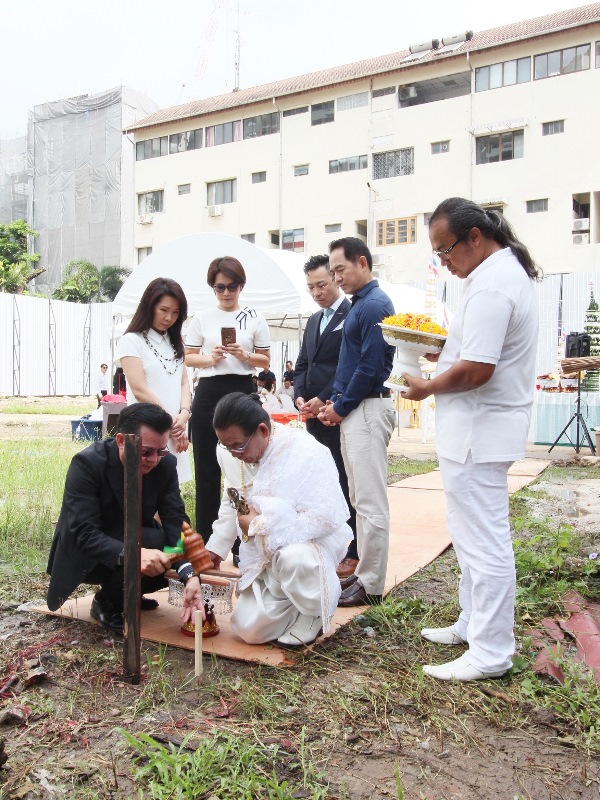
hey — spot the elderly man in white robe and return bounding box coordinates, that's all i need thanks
[206,391,350,647]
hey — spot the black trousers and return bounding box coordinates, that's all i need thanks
[190,374,254,548]
[87,526,168,608]
[306,416,358,560]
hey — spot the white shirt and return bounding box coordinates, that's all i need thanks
[96,371,109,394]
[435,248,538,464]
[185,306,270,378]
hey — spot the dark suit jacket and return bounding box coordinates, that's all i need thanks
[47,438,187,611]
[294,298,351,404]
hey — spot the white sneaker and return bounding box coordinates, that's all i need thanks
[422,653,508,682]
[277,614,323,647]
[421,625,466,645]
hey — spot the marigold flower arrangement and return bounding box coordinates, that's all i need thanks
[382,313,447,336]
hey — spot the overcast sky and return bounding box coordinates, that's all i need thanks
[0,0,585,138]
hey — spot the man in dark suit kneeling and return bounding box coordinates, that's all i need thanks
[294,255,358,580]
[47,403,203,633]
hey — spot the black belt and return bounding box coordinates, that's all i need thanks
[365,391,391,399]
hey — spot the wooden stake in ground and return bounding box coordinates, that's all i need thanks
[195,609,203,677]
[123,434,142,684]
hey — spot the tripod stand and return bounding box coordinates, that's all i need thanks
[548,372,596,454]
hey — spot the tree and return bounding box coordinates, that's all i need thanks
[52,259,100,303]
[581,288,600,392]
[0,220,44,293]
[98,265,131,301]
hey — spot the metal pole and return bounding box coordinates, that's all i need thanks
[123,433,141,684]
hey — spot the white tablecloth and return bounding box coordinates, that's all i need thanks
[529,391,600,447]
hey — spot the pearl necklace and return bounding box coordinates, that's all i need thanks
[143,331,181,375]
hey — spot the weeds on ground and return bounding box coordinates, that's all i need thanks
[0,399,93,416]
[119,727,329,799]
[387,456,438,482]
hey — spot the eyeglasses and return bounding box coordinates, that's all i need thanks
[217,430,256,454]
[306,281,333,294]
[432,238,464,259]
[141,447,170,460]
[214,282,241,293]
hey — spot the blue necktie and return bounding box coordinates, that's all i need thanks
[320,307,333,335]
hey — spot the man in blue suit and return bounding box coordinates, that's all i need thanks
[294,255,358,579]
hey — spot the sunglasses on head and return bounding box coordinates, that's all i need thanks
[214,282,240,293]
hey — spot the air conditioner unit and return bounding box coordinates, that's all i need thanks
[137,213,153,224]
[573,233,590,245]
[573,218,590,231]
[208,205,223,217]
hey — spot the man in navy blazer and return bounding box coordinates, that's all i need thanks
[47,403,203,633]
[294,255,358,578]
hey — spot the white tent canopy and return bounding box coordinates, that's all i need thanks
[113,233,319,341]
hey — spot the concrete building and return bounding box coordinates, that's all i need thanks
[128,4,600,283]
[29,86,158,289]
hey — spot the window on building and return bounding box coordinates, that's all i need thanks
[282,106,308,117]
[270,231,280,246]
[207,179,237,205]
[282,228,304,252]
[205,121,242,146]
[138,190,164,214]
[136,136,168,161]
[241,233,255,243]
[476,130,524,164]
[542,120,565,136]
[311,101,334,126]
[399,72,471,108]
[294,164,309,177]
[243,112,280,139]
[376,217,417,246]
[372,86,396,98]
[329,154,368,173]
[252,171,266,183]
[356,220,368,238]
[169,128,202,154]
[526,199,548,213]
[337,92,369,111]
[325,223,342,233]
[475,57,530,91]
[178,184,191,195]
[596,41,600,68]
[481,204,505,215]
[534,44,590,79]
[137,247,153,263]
[373,148,414,179]
[431,140,450,155]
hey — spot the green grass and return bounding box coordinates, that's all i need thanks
[387,456,438,482]
[0,437,85,575]
[0,399,94,415]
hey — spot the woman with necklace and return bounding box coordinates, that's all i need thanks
[184,256,270,555]
[115,277,192,483]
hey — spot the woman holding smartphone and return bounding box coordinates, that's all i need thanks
[185,256,270,557]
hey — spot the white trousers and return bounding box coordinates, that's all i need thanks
[341,397,396,595]
[439,454,515,672]
[231,542,335,644]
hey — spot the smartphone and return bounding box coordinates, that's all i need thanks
[221,327,236,346]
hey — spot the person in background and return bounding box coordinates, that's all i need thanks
[276,377,295,401]
[96,363,109,406]
[184,257,270,561]
[196,392,350,647]
[47,404,203,634]
[257,368,276,391]
[401,197,539,681]
[294,254,358,580]
[113,367,127,396]
[115,278,192,484]
[319,238,395,607]
[283,360,295,383]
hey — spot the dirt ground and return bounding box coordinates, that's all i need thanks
[1,408,599,799]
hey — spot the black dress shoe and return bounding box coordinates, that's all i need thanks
[337,581,382,607]
[140,596,159,611]
[90,597,124,634]
[340,573,359,590]
[232,555,240,568]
